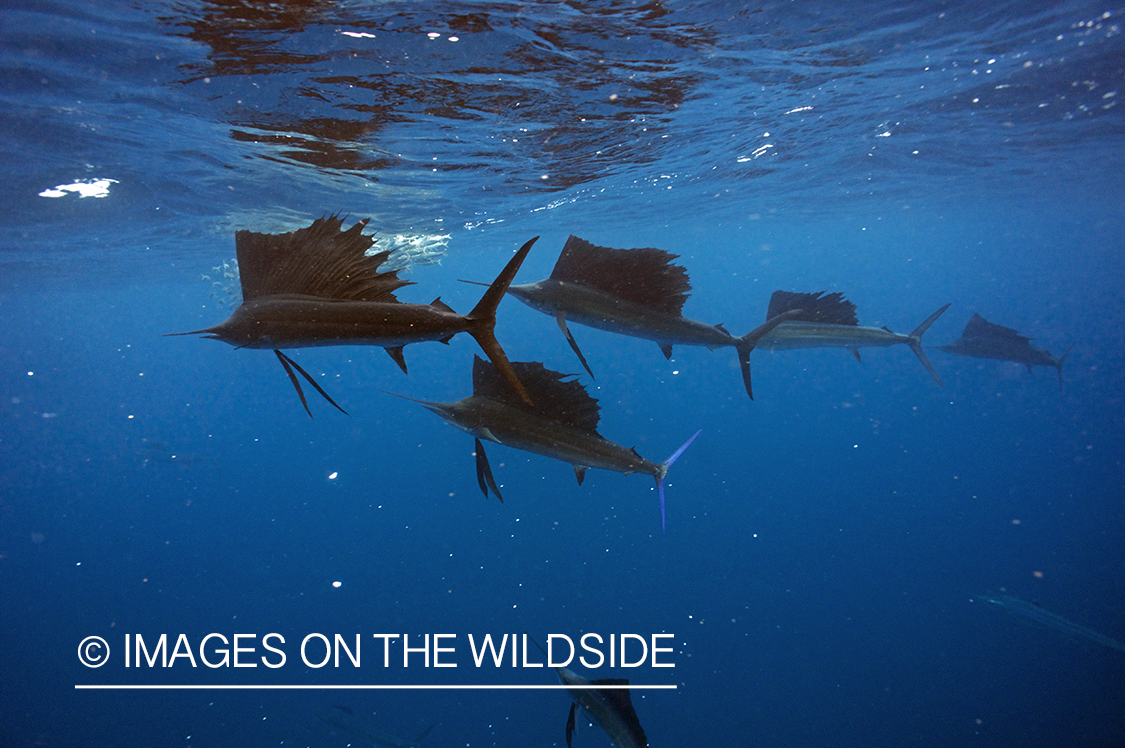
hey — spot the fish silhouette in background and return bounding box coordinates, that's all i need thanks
[318,705,439,748]
[528,636,650,748]
[386,356,699,531]
[557,672,648,748]
[934,313,1073,391]
[136,440,209,469]
[974,593,1125,655]
[168,215,537,415]
[752,290,950,386]
[465,235,803,399]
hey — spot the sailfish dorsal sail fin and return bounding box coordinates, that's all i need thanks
[549,235,691,316]
[961,313,1032,345]
[236,214,413,302]
[767,290,858,325]
[471,356,602,433]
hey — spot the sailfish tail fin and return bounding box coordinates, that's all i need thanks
[466,237,539,405]
[655,429,701,533]
[907,303,951,386]
[734,309,805,400]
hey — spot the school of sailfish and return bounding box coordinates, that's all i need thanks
[170,216,1071,516]
[170,215,1085,748]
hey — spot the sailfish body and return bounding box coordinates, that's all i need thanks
[935,313,1072,390]
[434,394,665,479]
[498,235,801,399]
[755,290,951,385]
[526,636,649,748]
[204,293,486,349]
[503,236,727,349]
[509,277,736,344]
[555,667,649,748]
[389,356,699,530]
[976,593,1125,655]
[168,215,537,414]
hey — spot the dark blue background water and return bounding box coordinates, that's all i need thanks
[2,1,1123,746]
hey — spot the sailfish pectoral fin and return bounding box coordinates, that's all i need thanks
[474,438,503,502]
[275,350,349,417]
[557,313,595,378]
[849,348,862,363]
[565,702,577,748]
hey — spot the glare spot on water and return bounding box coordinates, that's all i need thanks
[38,178,118,198]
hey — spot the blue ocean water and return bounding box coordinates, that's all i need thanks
[2,0,1124,746]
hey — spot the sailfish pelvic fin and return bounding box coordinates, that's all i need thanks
[474,437,503,502]
[274,350,348,417]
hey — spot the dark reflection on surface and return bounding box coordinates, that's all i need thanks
[171,0,330,78]
[164,0,714,187]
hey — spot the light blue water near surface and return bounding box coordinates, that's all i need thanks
[1,1,1124,747]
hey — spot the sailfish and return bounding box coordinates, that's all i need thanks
[974,593,1125,655]
[466,235,803,399]
[386,356,699,531]
[528,636,650,748]
[168,215,537,415]
[752,290,950,386]
[934,313,1073,392]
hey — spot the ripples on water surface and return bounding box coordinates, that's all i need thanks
[1,0,1121,272]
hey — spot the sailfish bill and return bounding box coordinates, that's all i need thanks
[464,235,802,400]
[167,214,537,415]
[753,290,951,386]
[934,313,1073,392]
[384,356,699,531]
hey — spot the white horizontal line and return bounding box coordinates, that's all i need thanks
[75,684,677,691]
